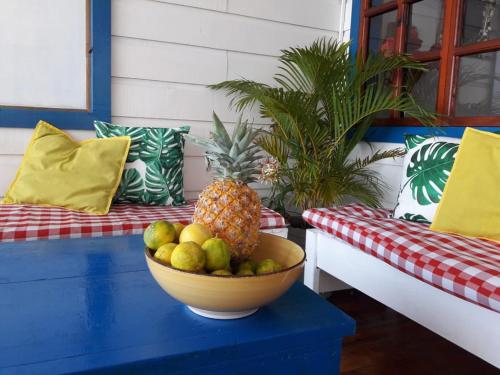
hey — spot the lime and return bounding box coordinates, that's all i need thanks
[144,220,176,250]
[237,260,257,273]
[153,243,177,265]
[211,269,232,276]
[171,241,206,272]
[172,223,185,242]
[236,269,255,276]
[179,223,212,246]
[202,238,231,272]
[256,259,283,275]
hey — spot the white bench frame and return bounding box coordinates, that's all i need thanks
[261,227,288,238]
[304,228,500,368]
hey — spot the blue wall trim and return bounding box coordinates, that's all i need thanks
[349,0,361,59]
[0,0,111,130]
[349,0,500,143]
[364,126,500,143]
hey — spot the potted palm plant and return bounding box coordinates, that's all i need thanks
[211,39,436,221]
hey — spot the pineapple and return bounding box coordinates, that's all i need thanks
[185,113,262,261]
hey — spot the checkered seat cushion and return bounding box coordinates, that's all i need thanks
[303,204,500,312]
[0,202,285,243]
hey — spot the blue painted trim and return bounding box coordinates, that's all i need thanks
[349,0,362,59]
[364,126,500,143]
[0,0,111,130]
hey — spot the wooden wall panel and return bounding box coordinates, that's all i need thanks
[0,156,24,195]
[227,52,278,85]
[228,0,339,30]
[154,0,226,11]
[0,0,339,199]
[111,77,270,123]
[112,37,227,85]
[112,0,334,57]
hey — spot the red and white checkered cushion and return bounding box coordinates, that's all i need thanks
[303,204,500,312]
[0,202,285,243]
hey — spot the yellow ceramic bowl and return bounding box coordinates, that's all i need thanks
[144,232,305,319]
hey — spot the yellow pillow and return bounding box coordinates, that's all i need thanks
[2,121,130,215]
[430,128,500,242]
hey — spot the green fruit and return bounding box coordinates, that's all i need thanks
[236,269,255,276]
[202,238,231,272]
[256,259,283,275]
[171,242,206,272]
[237,260,257,273]
[153,243,177,265]
[179,223,212,246]
[172,223,185,242]
[144,220,176,250]
[211,269,232,276]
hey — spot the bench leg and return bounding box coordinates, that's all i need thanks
[304,229,352,294]
[304,229,321,293]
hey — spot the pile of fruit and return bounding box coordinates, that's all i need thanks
[143,114,285,276]
[144,220,283,276]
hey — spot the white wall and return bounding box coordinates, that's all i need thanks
[0,0,342,200]
[340,0,353,42]
[351,142,403,209]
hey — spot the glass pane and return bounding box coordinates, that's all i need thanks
[455,51,500,116]
[405,61,440,113]
[368,10,398,56]
[407,0,444,53]
[370,0,394,6]
[376,110,391,119]
[461,0,500,45]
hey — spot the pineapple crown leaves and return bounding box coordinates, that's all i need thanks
[184,112,262,183]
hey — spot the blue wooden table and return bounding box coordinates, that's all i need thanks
[0,235,355,374]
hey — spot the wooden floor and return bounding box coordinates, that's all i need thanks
[286,228,498,374]
[328,290,499,375]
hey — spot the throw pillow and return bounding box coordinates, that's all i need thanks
[94,121,189,206]
[393,134,460,224]
[431,128,500,242]
[2,121,130,215]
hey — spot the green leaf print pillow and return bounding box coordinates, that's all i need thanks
[393,134,460,224]
[94,121,190,206]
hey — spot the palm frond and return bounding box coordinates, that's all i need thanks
[208,80,272,112]
[210,38,438,211]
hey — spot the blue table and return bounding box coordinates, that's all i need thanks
[0,235,355,374]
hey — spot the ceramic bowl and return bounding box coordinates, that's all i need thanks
[144,232,305,319]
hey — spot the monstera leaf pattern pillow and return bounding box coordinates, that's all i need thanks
[94,121,189,206]
[393,135,460,224]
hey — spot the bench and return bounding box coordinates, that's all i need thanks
[302,204,500,367]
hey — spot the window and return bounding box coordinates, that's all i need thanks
[358,0,500,126]
[0,0,111,130]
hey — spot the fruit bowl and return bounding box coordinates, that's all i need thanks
[144,232,305,319]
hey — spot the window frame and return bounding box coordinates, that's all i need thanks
[0,0,111,130]
[358,0,500,126]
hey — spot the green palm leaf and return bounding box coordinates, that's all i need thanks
[210,38,437,210]
[399,213,431,224]
[94,121,145,162]
[144,161,169,205]
[165,165,186,206]
[115,168,144,203]
[404,134,431,150]
[403,142,458,205]
[161,130,186,170]
[140,127,189,166]
[140,128,166,164]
